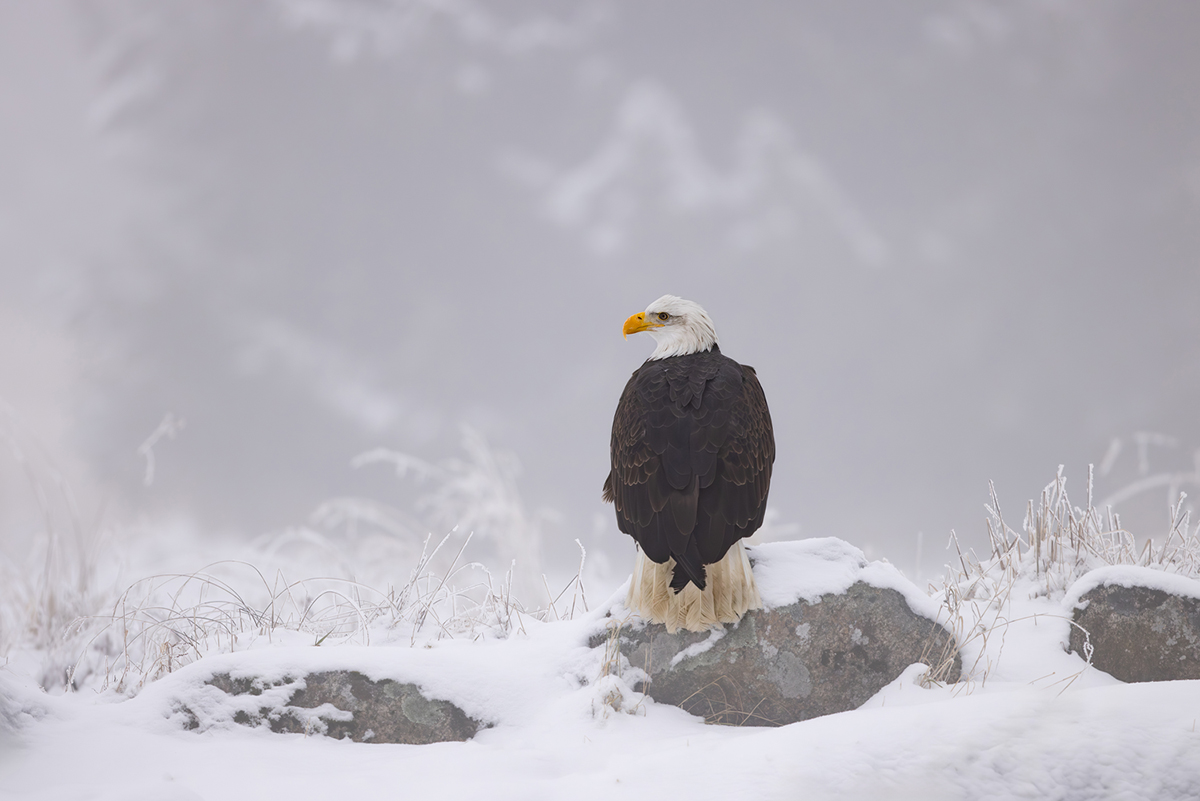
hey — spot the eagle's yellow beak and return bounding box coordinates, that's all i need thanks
[623,312,661,339]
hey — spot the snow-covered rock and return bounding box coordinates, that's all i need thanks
[601,538,960,725]
[1066,566,1200,683]
[188,671,484,743]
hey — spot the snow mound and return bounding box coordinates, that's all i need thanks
[750,537,942,622]
[131,598,627,737]
[1064,565,1200,609]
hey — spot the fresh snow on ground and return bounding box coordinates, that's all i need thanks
[3,538,1200,800]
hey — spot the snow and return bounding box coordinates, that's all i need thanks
[4,539,1200,800]
[1064,565,1200,609]
[667,627,726,668]
[750,537,945,621]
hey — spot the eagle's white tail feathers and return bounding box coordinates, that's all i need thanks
[625,541,761,633]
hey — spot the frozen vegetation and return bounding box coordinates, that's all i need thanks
[3,443,1200,799]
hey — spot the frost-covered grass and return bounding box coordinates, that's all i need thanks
[949,465,1199,602]
[0,405,116,691]
[1,426,596,697]
[3,519,592,696]
[62,529,591,696]
[926,465,1200,689]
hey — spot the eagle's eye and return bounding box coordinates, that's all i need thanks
[657,312,670,321]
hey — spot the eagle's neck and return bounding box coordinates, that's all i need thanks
[647,319,719,361]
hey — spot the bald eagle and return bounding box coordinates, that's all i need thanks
[603,295,774,633]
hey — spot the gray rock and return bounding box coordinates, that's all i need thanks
[598,581,960,726]
[1070,584,1200,683]
[195,671,484,743]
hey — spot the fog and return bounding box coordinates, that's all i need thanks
[2,0,1198,591]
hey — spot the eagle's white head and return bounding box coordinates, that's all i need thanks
[622,295,719,360]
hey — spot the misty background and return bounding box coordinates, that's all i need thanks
[1,0,1198,595]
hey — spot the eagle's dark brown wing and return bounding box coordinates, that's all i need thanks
[603,347,774,591]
